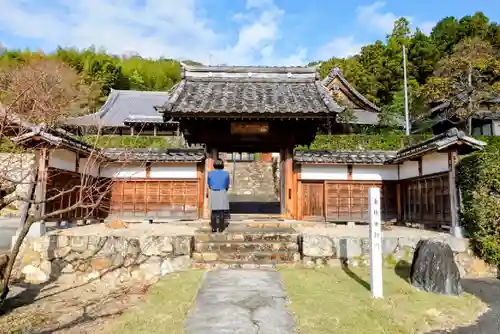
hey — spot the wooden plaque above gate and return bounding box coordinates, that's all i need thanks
[230,122,269,135]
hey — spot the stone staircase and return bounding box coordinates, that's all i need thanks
[191,223,300,269]
[226,160,279,198]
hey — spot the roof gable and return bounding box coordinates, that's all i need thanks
[322,67,380,113]
[393,128,486,162]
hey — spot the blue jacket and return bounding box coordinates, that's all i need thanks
[208,170,230,191]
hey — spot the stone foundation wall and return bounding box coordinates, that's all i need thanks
[301,234,499,278]
[14,233,193,286]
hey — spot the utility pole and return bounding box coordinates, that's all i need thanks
[467,63,473,135]
[402,45,410,136]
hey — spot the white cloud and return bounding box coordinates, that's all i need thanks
[0,0,439,65]
[355,1,436,35]
[315,36,364,60]
[0,0,308,66]
[356,2,397,33]
[418,21,436,35]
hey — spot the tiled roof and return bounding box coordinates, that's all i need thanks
[429,93,500,116]
[294,150,396,164]
[322,67,380,112]
[66,90,170,127]
[11,124,94,154]
[102,148,205,162]
[160,65,343,117]
[343,109,403,126]
[393,127,486,162]
[295,128,486,165]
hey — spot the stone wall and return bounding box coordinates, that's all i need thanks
[301,234,498,278]
[14,233,193,286]
[0,153,35,214]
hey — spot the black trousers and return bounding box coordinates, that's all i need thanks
[210,210,226,232]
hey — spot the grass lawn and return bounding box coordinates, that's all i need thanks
[106,270,205,334]
[279,265,486,334]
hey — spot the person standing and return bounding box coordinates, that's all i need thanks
[207,159,230,233]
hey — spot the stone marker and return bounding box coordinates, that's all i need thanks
[410,239,462,296]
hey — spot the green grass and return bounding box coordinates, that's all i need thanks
[279,266,485,334]
[106,270,205,334]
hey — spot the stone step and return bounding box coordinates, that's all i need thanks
[195,228,299,243]
[192,250,298,262]
[191,259,279,270]
[194,240,299,253]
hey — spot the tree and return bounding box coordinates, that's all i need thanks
[379,79,426,128]
[0,59,113,306]
[421,37,500,134]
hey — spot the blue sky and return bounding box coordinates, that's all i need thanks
[0,0,498,65]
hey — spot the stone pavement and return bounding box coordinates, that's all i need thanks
[184,269,296,334]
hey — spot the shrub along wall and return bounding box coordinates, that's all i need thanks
[300,134,432,151]
[78,135,185,149]
[457,141,500,267]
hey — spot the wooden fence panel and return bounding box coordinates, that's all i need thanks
[325,181,397,222]
[400,172,451,229]
[45,167,110,221]
[110,179,199,218]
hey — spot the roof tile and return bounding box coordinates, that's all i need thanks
[102,148,205,162]
[294,150,396,164]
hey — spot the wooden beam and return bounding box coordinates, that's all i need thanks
[197,162,205,219]
[35,148,49,221]
[284,147,293,218]
[347,165,353,180]
[292,161,299,219]
[448,150,460,236]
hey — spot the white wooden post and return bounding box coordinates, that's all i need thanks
[368,187,383,299]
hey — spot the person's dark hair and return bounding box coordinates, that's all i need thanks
[213,159,224,170]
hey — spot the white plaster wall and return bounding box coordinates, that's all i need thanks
[100,163,146,178]
[48,149,76,172]
[493,120,500,136]
[300,165,348,180]
[78,157,100,177]
[422,152,449,176]
[352,165,398,181]
[399,160,419,180]
[150,164,197,179]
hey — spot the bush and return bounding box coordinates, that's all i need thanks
[300,134,432,151]
[78,135,185,149]
[457,146,500,266]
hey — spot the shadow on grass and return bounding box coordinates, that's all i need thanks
[394,260,412,283]
[341,262,370,291]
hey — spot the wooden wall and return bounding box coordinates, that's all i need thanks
[299,180,397,222]
[400,172,451,229]
[44,167,110,221]
[296,152,454,229]
[109,179,199,219]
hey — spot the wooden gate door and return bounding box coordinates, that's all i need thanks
[302,182,325,220]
